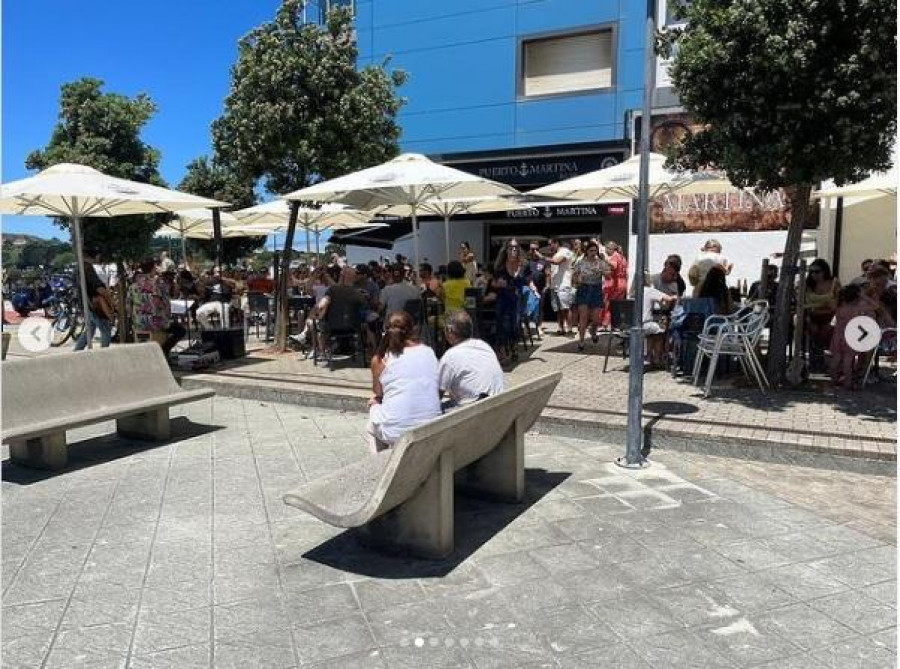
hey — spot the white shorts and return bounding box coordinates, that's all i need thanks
[551,287,573,311]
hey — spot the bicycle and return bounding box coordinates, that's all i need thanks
[48,287,86,347]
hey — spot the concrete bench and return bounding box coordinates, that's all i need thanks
[2,343,215,470]
[283,372,562,558]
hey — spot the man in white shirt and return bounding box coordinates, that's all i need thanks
[543,238,574,335]
[379,264,421,316]
[438,310,504,409]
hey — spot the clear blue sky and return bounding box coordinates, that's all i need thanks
[2,0,283,241]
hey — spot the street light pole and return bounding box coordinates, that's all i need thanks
[618,0,657,469]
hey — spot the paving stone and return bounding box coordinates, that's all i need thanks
[352,579,427,612]
[292,613,375,665]
[759,563,852,602]
[128,643,211,669]
[810,635,897,669]
[631,628,738,668]
[534,604,618,656]
[806,589,897,635]
[757,603,859,652]
[43,622,132,669]
[2,598,68,639]
[213,634,296,669]
[698,614,807,667]
[556,642,653,668]
[587,593,684,640]
[282,581,361,624]
[1,630,54,669]
[367,599,454,646]
[132,606,211,655]
[379,644,473,668]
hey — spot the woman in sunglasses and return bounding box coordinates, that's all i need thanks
[572,240,611,351]
[493,239,538,364]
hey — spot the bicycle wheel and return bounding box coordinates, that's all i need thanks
[50,308,76,346]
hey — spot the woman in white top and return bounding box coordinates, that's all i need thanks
[367,310,441,453]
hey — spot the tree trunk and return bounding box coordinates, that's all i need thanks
[275,202,300,352]
[116,261,129,343]
[766,183,813,383]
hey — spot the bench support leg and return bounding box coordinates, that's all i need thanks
[360,450,454,559]
[9,433,68,470]
[456,417,525,503]
[117,409,170,441]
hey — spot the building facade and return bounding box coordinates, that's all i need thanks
[340,1,811,284]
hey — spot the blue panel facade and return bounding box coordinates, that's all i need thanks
[354,0,645,157]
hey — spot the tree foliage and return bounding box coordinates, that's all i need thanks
[178,156,263,264]
[212,0,407,194]
[666,0,896,190]
[26,77,166,263]
[666,0,896,381]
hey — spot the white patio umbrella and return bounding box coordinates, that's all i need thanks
[157,223,281,240]
[814,170,898,200]
[285,153,520,269]
[377,195,532,264]
[529,152,731,201]
[161,208,241,263]
[233,200,380,256]
[0,163,227,348]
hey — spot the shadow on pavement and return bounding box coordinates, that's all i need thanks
[300,468,570,579]
[1,417,224,485]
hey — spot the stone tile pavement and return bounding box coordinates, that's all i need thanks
[2,397,895,668]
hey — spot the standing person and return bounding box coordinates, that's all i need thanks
[129,259,185,356]
[805,258,840,371]
[571,239,585,266]
[493,239,537,362]
[459,242,478,284]
[441,260,471,312]
[542,238,574,335]
[573,241,611,351]
[418,263,443,300]
[439,310,504,408]
[600,241,628,328]
[527,240,549,333]
[367,311,441,453]
[829,284,877,389]
[379,264,421,316]
[698,265,734,315]
[689,239,733,294]
[74,248,115,351]
[158,251,176,274]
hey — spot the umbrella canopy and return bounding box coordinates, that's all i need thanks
[233,199,374,230]
[285,153,521,268]
[815,171,898,200]
[529,152,731,201]
[0,163,228,217]
[157,224,281,240]
[0,162,228,349]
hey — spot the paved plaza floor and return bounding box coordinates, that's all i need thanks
[2,397,895,668]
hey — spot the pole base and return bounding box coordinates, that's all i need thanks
[614,455,650,470]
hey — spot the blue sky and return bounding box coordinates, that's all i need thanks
[2,0,284,241]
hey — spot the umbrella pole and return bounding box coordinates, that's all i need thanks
[306,227,311,265]
[315,225,320,258]
[412,207,420,276]
[444,215,451,266]
[212,208,223,273]
[71,214,93,350]
[618,0,656,470]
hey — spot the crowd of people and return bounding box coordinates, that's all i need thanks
[72,234,896,395]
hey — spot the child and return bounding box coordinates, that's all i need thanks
[829,284,877,388]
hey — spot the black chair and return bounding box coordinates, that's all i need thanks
[602,299,635,373]
[314,300,366,370]
[247,293,270,339]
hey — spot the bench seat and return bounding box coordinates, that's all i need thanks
[3,388,214,443]
[284,372,561,558]
[2,343,215,470]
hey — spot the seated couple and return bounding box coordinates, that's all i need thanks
[366,310,504,453]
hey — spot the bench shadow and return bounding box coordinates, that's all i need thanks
[300,468,570,579]
[1,417,224,485]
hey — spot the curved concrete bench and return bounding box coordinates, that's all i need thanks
[2,343,215,470]
[283,371,562,558]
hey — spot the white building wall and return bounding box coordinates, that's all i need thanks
[817,194,897,285]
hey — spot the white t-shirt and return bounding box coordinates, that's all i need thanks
[438,338,504,404]
[642,286,669,325]
[692,251,729,286]
[549,248,574,290]
[371,344,441,444]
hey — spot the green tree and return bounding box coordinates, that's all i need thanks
[26,78,166,262]
[212,0,406,349]
[665,0,896,382]
[178,156,264,265]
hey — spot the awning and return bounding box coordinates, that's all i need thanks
[328,219,412,249]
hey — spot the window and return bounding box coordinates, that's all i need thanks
[318,0,355,23]
[522,29,614,98]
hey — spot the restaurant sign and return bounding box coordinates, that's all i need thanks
[448,150,626,188]
[456,202,628,221]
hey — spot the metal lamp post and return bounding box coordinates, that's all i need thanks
[617,0,657,470]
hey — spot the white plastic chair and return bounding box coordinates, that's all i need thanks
[692,301,770,397]
[862,327,897,385]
